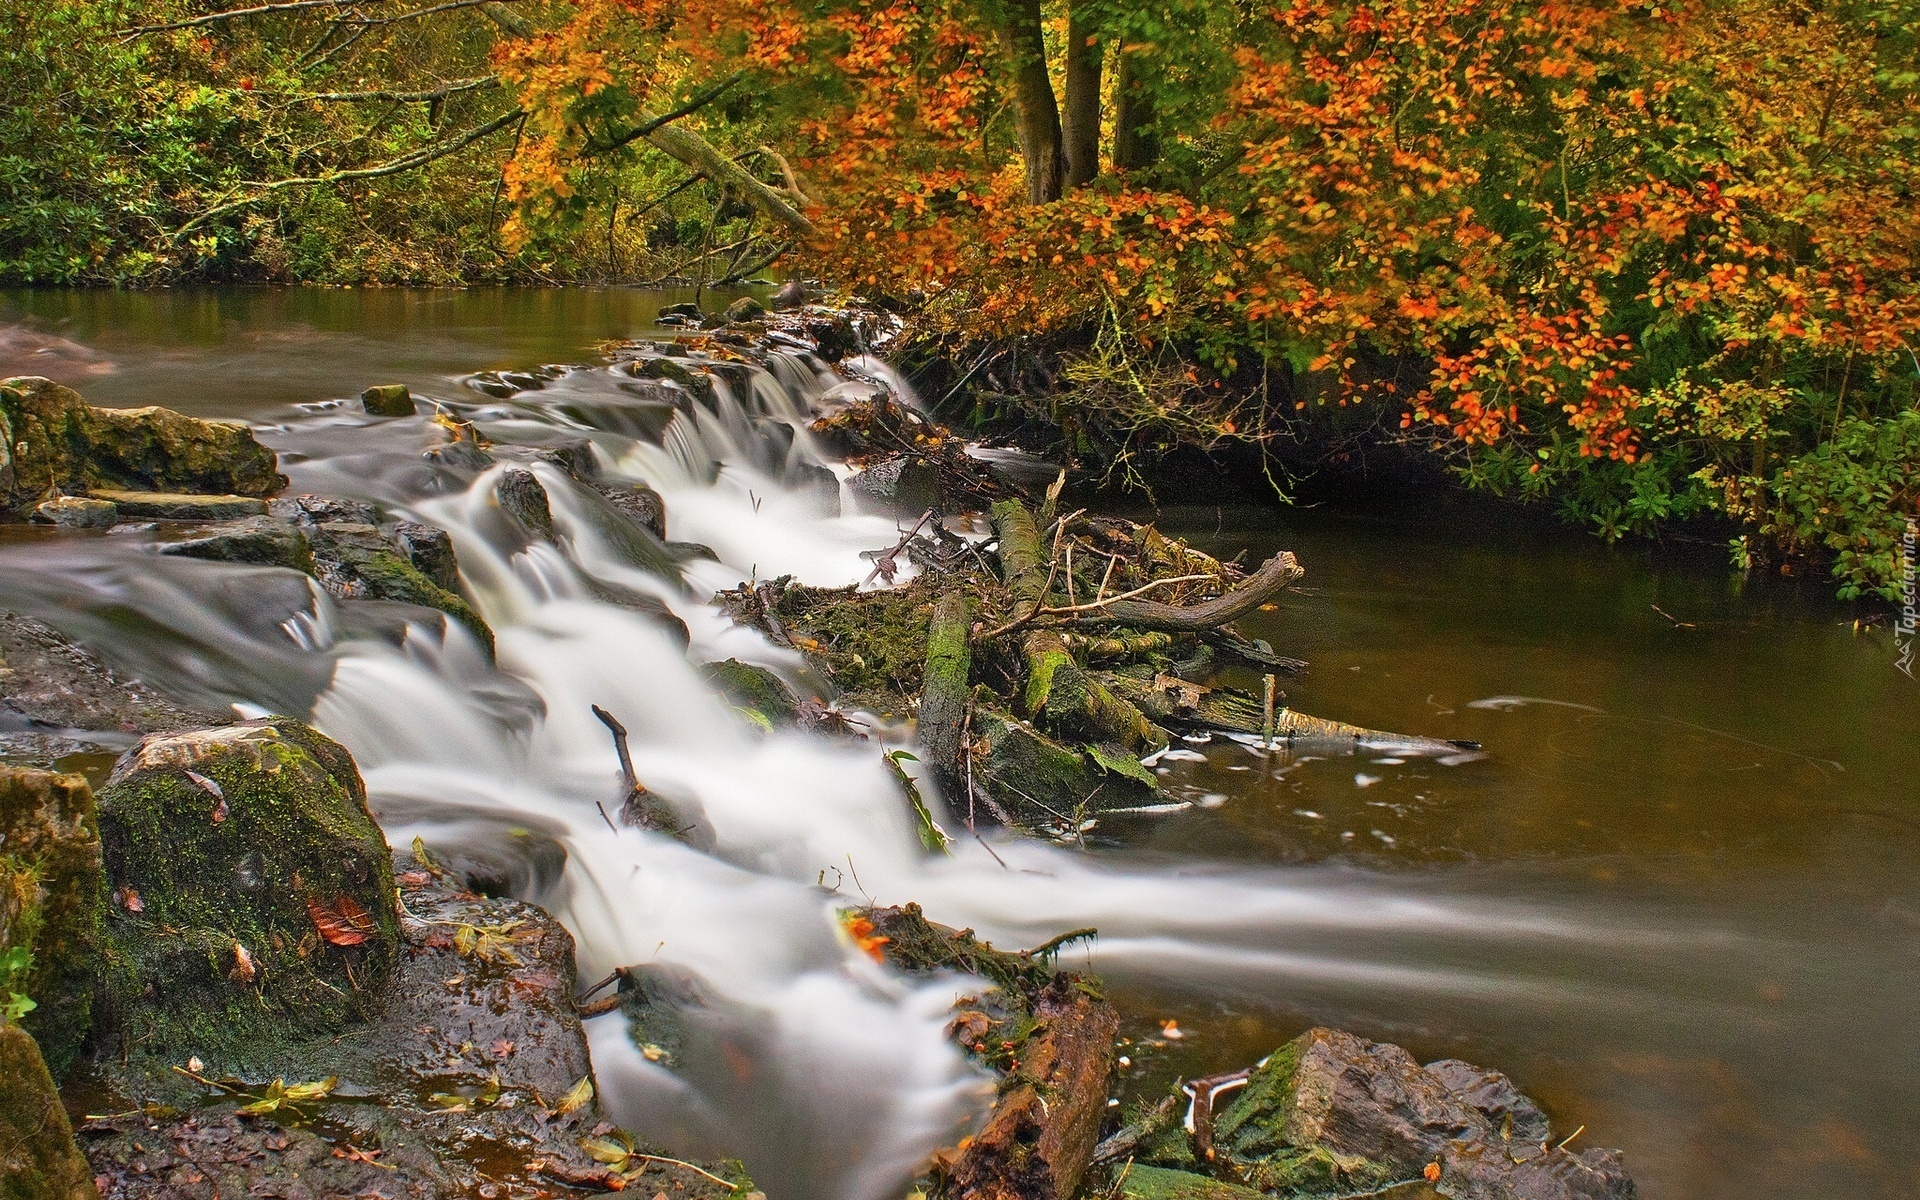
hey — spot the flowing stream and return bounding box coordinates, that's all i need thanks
[3,287,1918,1200]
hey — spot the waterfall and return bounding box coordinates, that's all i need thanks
[0,346,1712,1200]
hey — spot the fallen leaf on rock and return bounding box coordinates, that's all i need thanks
[308,896,377,946]
[1426,1161,1443,1182]
[550,1075,594,1116]
[229,941,257,986]
[491,1038,515,1059]
[114,887,144,913]
[185,770,224,799]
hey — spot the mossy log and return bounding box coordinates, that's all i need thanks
[1103,549,1304,632]
[919,591,975,796]
[992,500,1166,752]
[1097,671,1475,755]
[969,698,1157,830]
[95,718,400,1060]
[0,766,104,1077]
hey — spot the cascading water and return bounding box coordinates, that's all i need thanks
[0,340,1767,1200]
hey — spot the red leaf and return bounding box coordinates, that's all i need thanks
[307,895,377,946]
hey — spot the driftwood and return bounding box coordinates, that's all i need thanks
[944,979,1119,1200]
[1102,549,1303,632]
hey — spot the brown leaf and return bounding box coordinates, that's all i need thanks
[307,895,378,947]
[114,887,145,913]
[229,941,257,986]
[490,1038,515,1059]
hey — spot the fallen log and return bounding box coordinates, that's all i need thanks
[919,591,975,798]
[1096,672,1478,755]
[1102,549,1303,632]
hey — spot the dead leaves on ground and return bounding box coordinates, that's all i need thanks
[307,895,378,946]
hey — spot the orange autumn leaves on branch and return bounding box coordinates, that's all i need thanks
[491,0,1920,592]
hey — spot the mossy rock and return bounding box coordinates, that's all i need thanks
[95,719,398,1060]
[0,1020,99,1200]
[701,659,802,726]
[0,766,104,1077]
[771,580,936,712]
[970,696,1158,832]
[157,515,316,572]
[315,528,494,654]
[0,377,284,516]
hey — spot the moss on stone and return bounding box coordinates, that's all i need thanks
[0,377,284,516]
[1210,1033,1400,1198]
[0,1020,99,1200]
[775,580,936,711]
[333,543,495,653]
[0,766,104,1077]
[95,718,398,1061]
[701,659,801,726]
[970,694,1158,830]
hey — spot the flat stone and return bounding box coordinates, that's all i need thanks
[0,612,228,736]
[88,489,267,520]
[156,515,314,572]
[31,496,118,528]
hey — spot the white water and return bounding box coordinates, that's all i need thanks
[0,349,1712,1200]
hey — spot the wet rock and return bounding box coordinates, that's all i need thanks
[495,467,554,538]
[268,492,379,527]
[771,279,808,311]
[0,1020,100,1200]
[0,766,105,1076]
[359,383,416,417]
[85,490,267,521]
[31,496,117,528]
[598,481,668,540]
[725,295,767,323]
[657,301,704,321]
[702,659,802,726]
[1,377,285,518]
[306,522,494,654]
[95,718,400,1059]
[390,520,460,591]
[1425,1059,1553,1147]
[850,453,944,514]
[156,515,315,573]
[0,612,228,736]
[1186,1028,1638,1200]
[627,355,716,403]
[81,859,754,1200]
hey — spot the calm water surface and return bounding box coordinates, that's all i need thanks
[3,288,1916,1200]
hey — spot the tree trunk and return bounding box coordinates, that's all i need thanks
[1061,2,1103,188]
[996,0,1065,204]
[1113,50,1158,172]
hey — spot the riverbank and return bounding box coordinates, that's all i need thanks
[0,289,1914,1200]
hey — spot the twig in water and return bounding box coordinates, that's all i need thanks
[591,705,638,792]
[594,802,619,833]
[1650,604,1696,629]
[863,509,936,586]
[1555,1124,1586,1152]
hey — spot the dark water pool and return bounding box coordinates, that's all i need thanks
[4,288,1916,1199]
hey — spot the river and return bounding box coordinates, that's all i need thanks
[3,286,1917,1200]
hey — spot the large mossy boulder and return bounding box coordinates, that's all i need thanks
[0,377,285,517]
[95,719,399,1060]
[1164,1027,1638,1200]
[0,767,105,1077]
[0,1020,100,1200]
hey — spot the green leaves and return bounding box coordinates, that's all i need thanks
[233,1076,338,1118]
[1,946,33,1022]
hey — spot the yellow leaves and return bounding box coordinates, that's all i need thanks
[234,1076,337,1117]
[450,918,532,967]
[550,1075,595,1116]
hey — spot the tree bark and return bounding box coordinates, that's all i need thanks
[1061,2,1103,188]
[1113,49,1158,171]
[996,0,1065,203]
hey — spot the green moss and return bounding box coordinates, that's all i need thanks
[338,545,495,654]
[1113,1164,1268,1200]
[1212,1035,1401,1198]
[701,659,801,726]
[970,695,1157,830]
[776,580,935,710]
[95,719,398,1061]
[0,1020,98,1200]
[0,767,104,1078]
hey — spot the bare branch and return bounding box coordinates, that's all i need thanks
[172,107,525,240]
[278,76,499,103]
[584,71,749,156]
[121,0,371,37]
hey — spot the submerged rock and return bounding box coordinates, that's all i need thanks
[95,719,400,1059]
[359,382,416,417]
[0,377,284,517]
[0,612,228,736]
[0,766,105,1076]
[0,1020,100,1200]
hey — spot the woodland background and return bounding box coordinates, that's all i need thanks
[3,0,1916,597]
